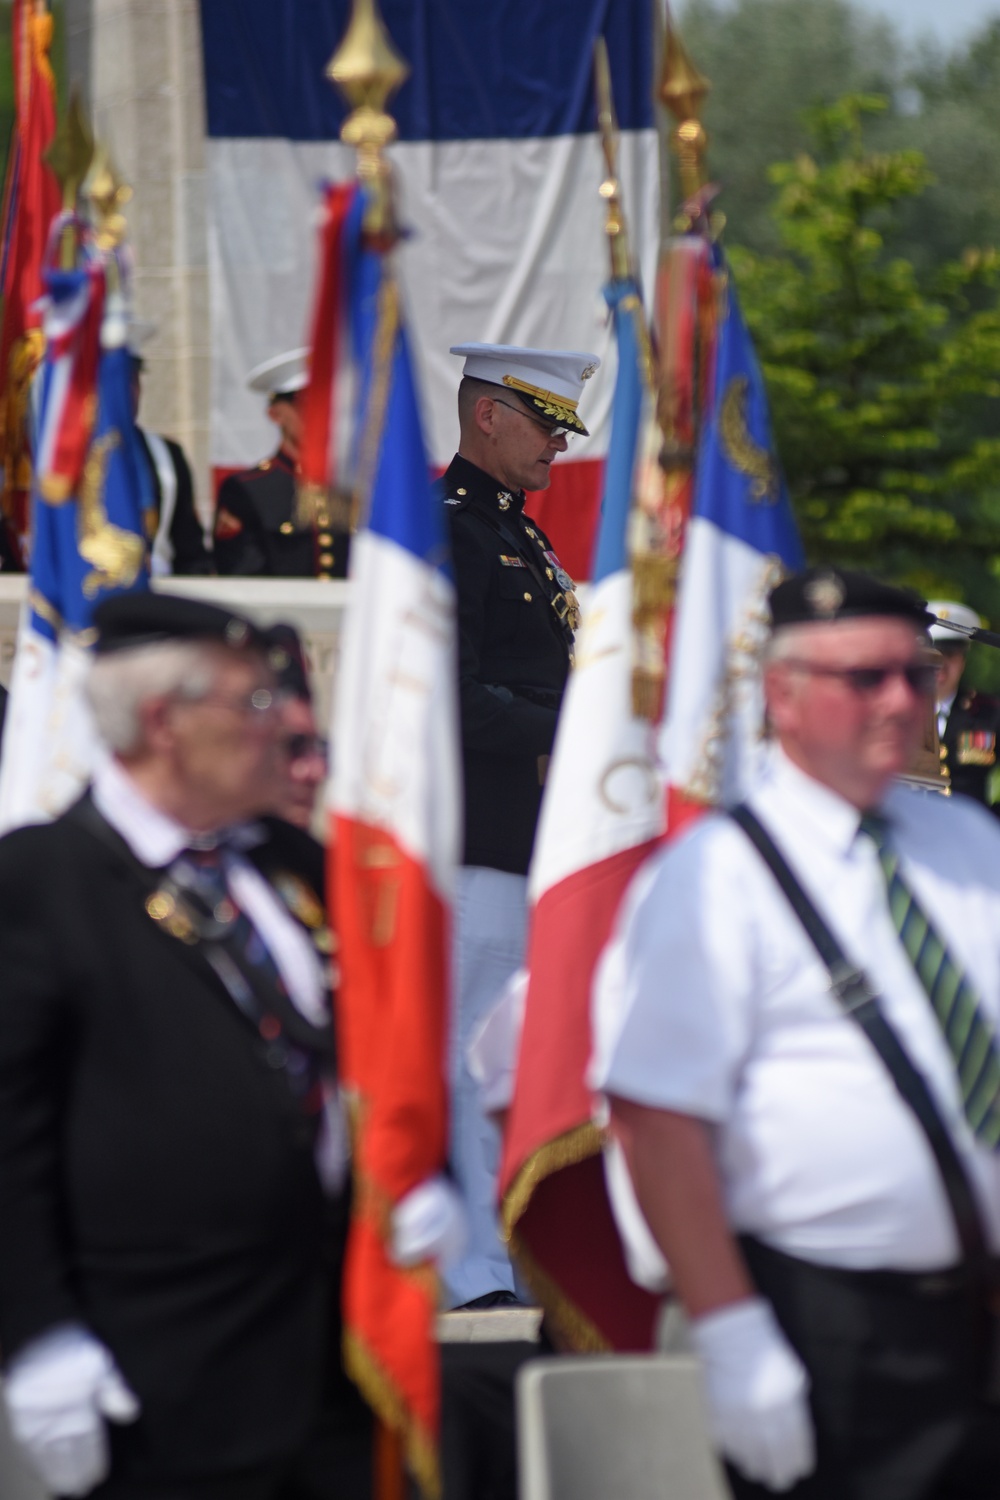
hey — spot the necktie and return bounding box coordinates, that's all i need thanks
[859,812,1000,1149]
[179,846,330,1117]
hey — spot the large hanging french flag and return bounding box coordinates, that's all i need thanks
[328,193,460,1498]
[199,0,659,581]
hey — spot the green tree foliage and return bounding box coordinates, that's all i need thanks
[728,96,1000,646]
[675,0,1000,270]
[675,0,901,253]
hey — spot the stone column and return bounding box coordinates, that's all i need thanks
[64,0,211,524]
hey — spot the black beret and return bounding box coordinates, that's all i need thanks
[263,622,311,701]
[769,567,933,631]
[92,592,268,656]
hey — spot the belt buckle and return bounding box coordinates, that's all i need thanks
[829,962,874,1014]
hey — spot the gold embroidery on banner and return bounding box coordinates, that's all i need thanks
[500,1120,606,1241]
[28,588,63,634]
[718,375,778,503]
[358,833,403,947]
[682,554,785,805]
[343,1330,441,1500]
[77,429,146,596]
[508,1228,612,1354]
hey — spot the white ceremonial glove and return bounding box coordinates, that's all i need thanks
[389,1175,469,1273]
[4,1323,141,1498]
[690,1297,815,1493]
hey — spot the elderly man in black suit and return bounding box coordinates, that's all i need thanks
[0,594,347,1500]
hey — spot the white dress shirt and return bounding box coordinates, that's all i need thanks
[593,747,1000,1272]
[937,693,956,740]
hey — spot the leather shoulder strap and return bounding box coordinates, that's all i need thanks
[729,801,992,1289]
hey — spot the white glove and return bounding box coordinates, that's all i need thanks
[4,1323,141,1497]
[690,1297,815,1492]
[389,1175,468,1273]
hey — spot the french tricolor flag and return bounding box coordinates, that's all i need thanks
[199,0,659,578]
[501,244,805,1350]
[327,198,459,1495]
[499,274,666,1351]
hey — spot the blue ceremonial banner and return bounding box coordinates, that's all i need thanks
[692,245,803,567]
[0,274,152,832]
[31,292,151,642]
[590,278,647,585]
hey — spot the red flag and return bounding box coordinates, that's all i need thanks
[298,180,356,502]
[0,0,60,560]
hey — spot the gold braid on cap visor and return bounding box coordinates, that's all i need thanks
[501,374,581,426]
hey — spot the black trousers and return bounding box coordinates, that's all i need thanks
[728,1237,1000,1500]
[91,1465,289,1500]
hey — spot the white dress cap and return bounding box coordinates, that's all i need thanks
[449,341,600,434]
[246,347,310,397]
[927,599,982,643]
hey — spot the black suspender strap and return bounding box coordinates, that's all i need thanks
[729,801,993,1294]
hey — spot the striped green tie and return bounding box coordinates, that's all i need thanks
[860,812,1000,1150]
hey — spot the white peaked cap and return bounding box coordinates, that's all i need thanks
[450,341,600,435]
[246,347,310,397]
[927,599,982,643]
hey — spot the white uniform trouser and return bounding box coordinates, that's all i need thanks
[445,866,528,1307]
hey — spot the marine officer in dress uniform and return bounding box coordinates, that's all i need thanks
[595,567,1000,1498]
[214,350,350,580]
[928,600,1000,811]
[440,342,599,1308]
[0,594,351,1500]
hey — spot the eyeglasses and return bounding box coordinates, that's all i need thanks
[782,660,937,695]
[284,732,329,764]
[492,397,573,441]
[179,687,276,716]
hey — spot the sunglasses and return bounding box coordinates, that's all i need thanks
[284,732,329,763]
[492,397,573,441]
[783,660,938,695]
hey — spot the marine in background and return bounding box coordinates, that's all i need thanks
[214,350,350,580]
[128,324,213,577]
[928,599,1000,812]
[440,341,598,1309]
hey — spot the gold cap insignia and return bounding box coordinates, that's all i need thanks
[804,572,846,618]
[225,618,250,647]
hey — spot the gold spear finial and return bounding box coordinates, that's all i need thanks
[44,89,94,268]
[594,38,632,284]
[658,15,711,216]
[327,0,409,242]
[44,88,94,214]
[83,143,132,255]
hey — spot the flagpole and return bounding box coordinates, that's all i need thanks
[324,9,414,1498]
